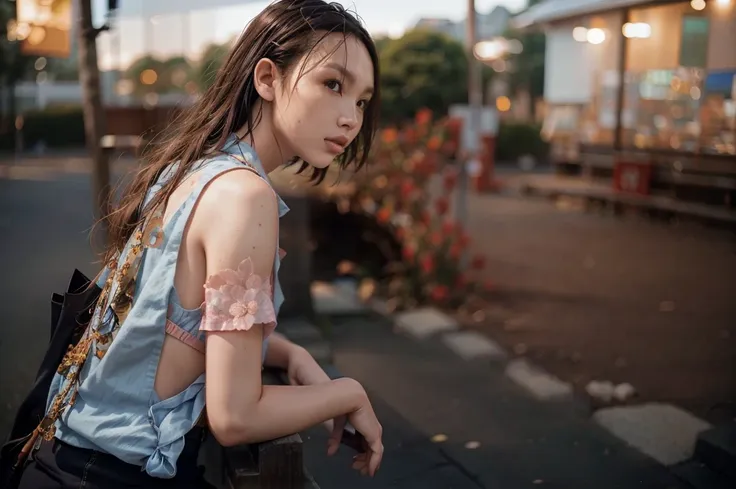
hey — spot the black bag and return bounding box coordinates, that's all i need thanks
[0,269,101,488]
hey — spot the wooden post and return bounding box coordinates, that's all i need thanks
[613,8,630,153]
[212,369,320,489]
[77,0,111,229]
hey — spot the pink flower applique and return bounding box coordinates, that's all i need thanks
[201,257,276,332]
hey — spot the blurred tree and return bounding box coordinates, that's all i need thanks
[504,31,545,101]
[125,55,166,94]
[373,35,391,53]
[162,56,194,93]
[379,29,468,122]
[503,0,546,116]
[0,1,32,81]
[0,0,34,145]
[195,42,230,91]
[125,55,193,95]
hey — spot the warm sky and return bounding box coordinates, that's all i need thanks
[94,0,529,70]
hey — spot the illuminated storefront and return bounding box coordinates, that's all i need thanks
[516,0,736,202]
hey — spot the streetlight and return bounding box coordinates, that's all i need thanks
[458,0,482,228]
[622,22,651,39]
[690,0,706,10]
[474,38,523,61]
[473,39,506,60]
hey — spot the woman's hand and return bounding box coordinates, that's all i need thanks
[287,348,383,476]
[334,393,383,477]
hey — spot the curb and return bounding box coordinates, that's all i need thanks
[387,304,715,473]
[390,306,575,401]
[593,403,712,467]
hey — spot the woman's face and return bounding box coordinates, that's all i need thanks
[270,33,375,169]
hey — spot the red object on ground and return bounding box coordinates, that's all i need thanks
[473,135,502,192]
[613,160,652,195]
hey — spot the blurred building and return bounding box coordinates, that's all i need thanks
[516,0,736,207]
[415,6,512,41]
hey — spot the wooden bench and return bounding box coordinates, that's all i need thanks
[200,368,320,489]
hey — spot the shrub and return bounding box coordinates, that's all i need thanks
[329,109,493,311]
[0,106,85,150]
[495,122,548,163]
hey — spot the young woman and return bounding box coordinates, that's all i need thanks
[18,1,383,487]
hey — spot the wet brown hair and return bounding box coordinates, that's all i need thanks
[104,0,380,263]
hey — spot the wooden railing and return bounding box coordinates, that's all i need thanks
[200,369,320,489]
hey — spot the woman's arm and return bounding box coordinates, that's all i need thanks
[263,332,303,370]
[195,170,375,449]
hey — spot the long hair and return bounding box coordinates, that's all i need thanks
[104,0,380,264]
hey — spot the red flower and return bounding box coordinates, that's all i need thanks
[404,127,417,145]
[455,273,467,287]
[484,279,495,292]
[420,211,431,226]
[415,108,432,126]
[420,254,435,274]
[441,220,455,236]
[376,207,391,224]
[429,232,442,246]
[458,232,471,248]
[442,140,457,156]
[449,244,462,260]
[427,136,442,151]
[382,128,398,144]
[395,227,406,241]
[400,179,415,199]
[430,285,449,302]
[446,117,463,140]
[415,154,436,175]
[471,254,486,270]
[435,197,449,216]
[402,245,416,261]
[443,171,458,192]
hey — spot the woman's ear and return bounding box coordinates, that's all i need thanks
[253,58,279,102]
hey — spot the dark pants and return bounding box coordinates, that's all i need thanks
[17,429,213,489]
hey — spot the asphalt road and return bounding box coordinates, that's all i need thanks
[0,172,103,437]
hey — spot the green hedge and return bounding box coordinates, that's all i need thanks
[0,106,85,150]
[495,122,549,163]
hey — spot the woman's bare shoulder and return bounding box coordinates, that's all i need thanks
[192,168,279,274]
[196,168,277,217]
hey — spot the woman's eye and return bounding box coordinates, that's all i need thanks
[357,99,368,111]
[325,80,342,93]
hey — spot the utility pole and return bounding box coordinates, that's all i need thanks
[78,0,111,228]
[458,0,483,227]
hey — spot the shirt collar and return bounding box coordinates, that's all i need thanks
[221,134,290,218]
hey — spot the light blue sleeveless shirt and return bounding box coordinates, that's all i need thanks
[45,135,289,478]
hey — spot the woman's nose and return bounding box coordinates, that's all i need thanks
[337,105,359,131]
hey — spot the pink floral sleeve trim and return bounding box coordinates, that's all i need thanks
[200,257,276,335]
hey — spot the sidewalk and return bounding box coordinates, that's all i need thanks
[298,311,687,489]
[500,172,736,226]
[457,183,736,424]
[0,154,138,181]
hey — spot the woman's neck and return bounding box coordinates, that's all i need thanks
[235,101,294,174]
